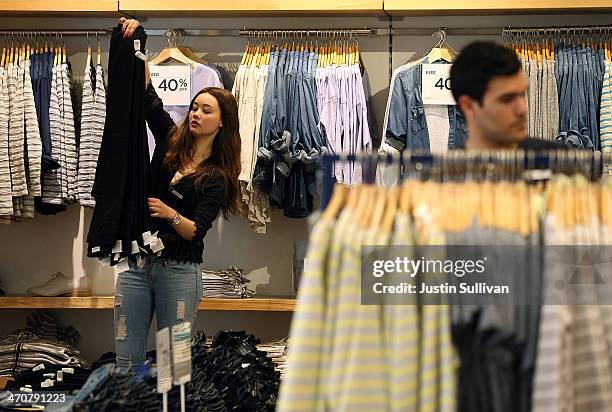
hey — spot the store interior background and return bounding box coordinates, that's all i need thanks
[0,12,611,361]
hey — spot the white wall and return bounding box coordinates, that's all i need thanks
[1,12,611,362]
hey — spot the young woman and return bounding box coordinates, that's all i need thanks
[116,18,241,368]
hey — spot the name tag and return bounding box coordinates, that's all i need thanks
[169,186,184,200]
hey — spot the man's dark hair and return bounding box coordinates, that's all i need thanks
[450,41,522,105]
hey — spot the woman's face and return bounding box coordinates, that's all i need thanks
[188,92,222,138]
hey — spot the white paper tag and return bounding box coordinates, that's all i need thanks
[61,368,74,374]
[151,238,165,254]
[112,240,123,254]
[43,373,55,378]
[523,169,553,181]
[422,64,456,106]
[172,322,192,385]
[92,246,101,253]
[241,363,250,368]
[117,259,130,273]
[142,231,153,246]
[137,255,145,269]
[131,240,140,255]
[148,64,191,106]
[57,371,64,382]
[33,364,45,371]
[21,387,33,393]
[156,327,173,394]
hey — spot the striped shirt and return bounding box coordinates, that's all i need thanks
[533,206,612,412]
[0,67,13,216]
[276,217,335,412]
[22,58,42,219]
[41,63,63,205]
[60,62,77,203]
[7,63,27,197]
[77,64,106,207]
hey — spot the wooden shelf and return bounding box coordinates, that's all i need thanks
[0,296,296,311]
[384,0,612,15]
[0,0,119,14]
[119,0,383,15]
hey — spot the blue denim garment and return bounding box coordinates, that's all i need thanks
[385,62,467,151]
[113,256,203,369]
[46,364,113,412]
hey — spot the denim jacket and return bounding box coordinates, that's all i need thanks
[385,62,467,151]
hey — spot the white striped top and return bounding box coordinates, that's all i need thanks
[0,67,13,217]
[78,64,106,207]
[7,63,27,197]
[41,63,63,204]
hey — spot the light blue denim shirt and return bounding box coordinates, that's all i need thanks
[385,61,467,151]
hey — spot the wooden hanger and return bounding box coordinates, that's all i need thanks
[355,185,372,228]
[369,187,388,228]
[382,188,399,233]
[149,36,204,68]
[322,184,348,222]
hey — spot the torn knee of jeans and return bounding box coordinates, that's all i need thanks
[176,300,186,321]
[116,315,127,341]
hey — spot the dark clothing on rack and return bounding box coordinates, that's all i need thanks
[87,24,150,261]
[455,137,570,150]
[31,51,60,171]
[143,83,229,264]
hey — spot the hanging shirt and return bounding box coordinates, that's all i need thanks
[0,67,12,217]
[146,63,223,156]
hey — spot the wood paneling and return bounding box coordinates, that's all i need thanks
[0,0,119,13]
[0,296,296,311]
[384,0,612,15]
[119,0,382,14]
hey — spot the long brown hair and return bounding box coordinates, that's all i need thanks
[163,87,241,219]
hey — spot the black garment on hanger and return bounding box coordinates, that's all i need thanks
[87,24,150,259]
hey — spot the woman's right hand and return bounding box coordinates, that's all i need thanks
[118,18,150,88]
[119,17,140,38]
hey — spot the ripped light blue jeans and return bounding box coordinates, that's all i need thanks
[114,256,203,368]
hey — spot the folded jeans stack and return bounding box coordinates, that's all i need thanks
[201,266,255,298]
[190,331,280,411]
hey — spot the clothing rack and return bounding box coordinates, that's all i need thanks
[0,27,504,38]
[503,24,612,35]
[319,151,609,210]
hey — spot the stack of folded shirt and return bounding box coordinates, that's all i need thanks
[6,364,92,392]
[256,339,288,380]
[0,331,88,377]
[201,266,256,298]
[198,334,288,379]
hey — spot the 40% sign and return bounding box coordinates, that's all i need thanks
[148,65,191,105]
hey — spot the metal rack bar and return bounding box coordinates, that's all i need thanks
[0,30,112,36]
[503,24,612,34]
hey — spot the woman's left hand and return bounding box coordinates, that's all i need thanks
[148,198,175,220]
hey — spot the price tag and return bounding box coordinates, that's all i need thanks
[171,322,192,385]
[148,65,191,106]
[422,64,456,106]
[156,327,173,394]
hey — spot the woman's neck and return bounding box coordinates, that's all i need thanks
[192,136,214,164]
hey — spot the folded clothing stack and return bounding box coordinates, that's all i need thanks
[256,338,288,380]
[0,331,88,378]
[201,266,255,298]
[5,364,91,392]
[189,331,280,411]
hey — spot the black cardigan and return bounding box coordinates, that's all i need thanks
[144,83,228,264]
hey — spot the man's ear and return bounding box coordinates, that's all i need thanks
[457,95,476,119]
